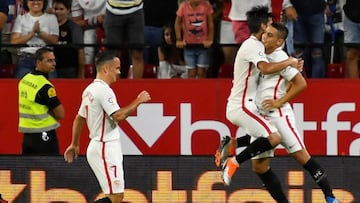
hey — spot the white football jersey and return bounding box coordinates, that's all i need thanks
[78,79,121,142]
[256,47,299,117]
[227,36,269,109]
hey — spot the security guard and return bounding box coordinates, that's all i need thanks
[18,47,65,155]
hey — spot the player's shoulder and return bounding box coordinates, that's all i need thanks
[241,37,263,50]
[267,48,288,61]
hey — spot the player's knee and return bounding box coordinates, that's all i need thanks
[268,132,281,147]
[252,164,268,174]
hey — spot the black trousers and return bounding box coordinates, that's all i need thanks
[22,129,60,155]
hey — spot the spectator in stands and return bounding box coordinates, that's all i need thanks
[2,0,23,70]
[205,0,224,78]
[53,0,85,78]
[343,0,360,78]
[11,0,59,78]
[71,0,105,66]
[103,0,145,79]
[229,0,294,44]
[143,0,178,66]
[158,23,186,78]
[175,0,214,78]
[218,0,236,66]
[290,0,327,78]
[0,0,9,67]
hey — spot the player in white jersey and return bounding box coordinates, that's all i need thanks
[64,51,151,203]
[219,6,303,203]
[255,22,339,203]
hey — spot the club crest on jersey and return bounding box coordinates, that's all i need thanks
[108,97,114,104]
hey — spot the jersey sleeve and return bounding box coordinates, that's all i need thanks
[246,40,269,66]
[275,51,299,81]
[100,88,120,116]
[77,90,86,118]
[281,66,300,81]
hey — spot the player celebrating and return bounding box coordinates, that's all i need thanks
[64,51,151,203]
[219,6,302,202]
[254,22,339,203]
[217,22,340,203]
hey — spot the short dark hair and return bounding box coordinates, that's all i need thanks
[35,47,53,61]
[95,51,117,71]
[271,22,288,40]
[23,0,48,13]
[53,0,72,10]
[246,6,272,34]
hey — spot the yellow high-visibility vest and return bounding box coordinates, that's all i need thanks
[18,73,59,133]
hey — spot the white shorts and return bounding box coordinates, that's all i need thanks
[87,139,124,194]
[252,109,306,159]
[220,20,236,44]
[226,101,277,139]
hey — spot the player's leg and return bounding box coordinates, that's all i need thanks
[215,134,251,164]
[233,132,280,164]
[272,115,339,203]
[222,106,281,185]
[87,139,125,203]
[292,151,338,203]
[221,134,280,186]
[227,104,281,163]
[252,157,289,203]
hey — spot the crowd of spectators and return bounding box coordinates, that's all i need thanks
[0,0,359,79]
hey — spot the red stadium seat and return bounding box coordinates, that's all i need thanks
[143,64,157,78]
[218,63,234,78]
[327,63,345,78]
[0,64,16,78]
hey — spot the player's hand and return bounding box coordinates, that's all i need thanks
[137,90,151,103]
[262,99,282,111]
[295,58,304,72]
[64,145,80,163]
[288,57,303,72]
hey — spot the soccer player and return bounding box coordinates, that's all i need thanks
[64,51,151,203]
[256,22,339,203]
[218,22,340,203]
[220,5,301,197]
